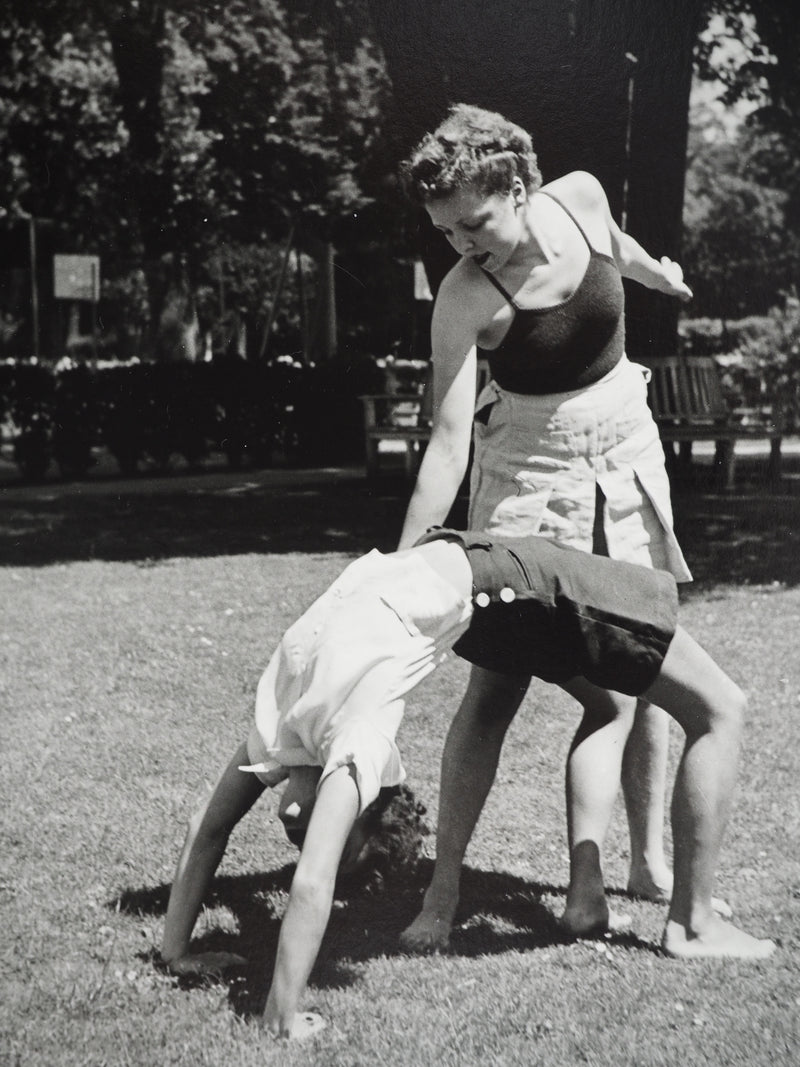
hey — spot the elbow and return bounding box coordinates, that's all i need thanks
[427,432,469,486]
[614,237,635,273]
[289,870,334,912]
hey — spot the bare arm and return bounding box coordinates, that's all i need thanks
[263,765,360,1038]
[161,741,264,973]
[398,274,480,550]
[604,191,692,301]
[558,171,693,302]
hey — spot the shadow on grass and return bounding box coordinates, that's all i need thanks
[114,859,655,1019]
[3,458,800,585]
[0,475,451,566]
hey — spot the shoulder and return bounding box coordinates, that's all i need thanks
[439,256,488,299]
[540,172,615,253]
[542,171,608,216]
[435,258,494,329]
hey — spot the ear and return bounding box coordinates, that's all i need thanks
[511,176,527,207]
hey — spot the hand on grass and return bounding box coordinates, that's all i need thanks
[267,1011,327,1041]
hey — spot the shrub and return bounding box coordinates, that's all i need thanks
[7,363,56,481]
[3,351,389,480]
[52,366,100,478]
[727,295,800,431]
[290,352,385,465]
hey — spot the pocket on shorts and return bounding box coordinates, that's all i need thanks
[473,380,501,427]
[631,360,652,385]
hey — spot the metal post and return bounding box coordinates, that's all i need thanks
[91,260,98,367]
[27,215,40,359]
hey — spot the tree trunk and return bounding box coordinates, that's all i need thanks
[106,3,177,354]
[368,0,701,357]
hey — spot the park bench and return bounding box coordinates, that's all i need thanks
[638,355,784,490]
[362,354,783,488]
[361,360,490,479]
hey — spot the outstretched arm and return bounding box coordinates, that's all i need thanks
[398,276,479,550]
[558,171,693,302]
[162,740,265,974]
[263,764,360,1038]
[613,233,693,301]
[603,195,693,301]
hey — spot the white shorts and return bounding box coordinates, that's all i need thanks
[469,355,692,581]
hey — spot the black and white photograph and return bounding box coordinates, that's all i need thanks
[2,2,798,1064]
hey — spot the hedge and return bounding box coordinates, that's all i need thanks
[0,353,386,481]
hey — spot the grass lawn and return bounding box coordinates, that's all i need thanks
[2,464,800,1066]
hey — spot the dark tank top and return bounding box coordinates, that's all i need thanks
[480,190,625,395]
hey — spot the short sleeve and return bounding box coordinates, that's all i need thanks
[318,709,405,814]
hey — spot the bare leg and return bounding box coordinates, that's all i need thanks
[645,626,775,959]
[399,666,530,952]
[559,679,636,935]
[623,701,732,917]
[623,700,672,900]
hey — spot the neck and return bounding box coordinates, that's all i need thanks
[501,203,551,273]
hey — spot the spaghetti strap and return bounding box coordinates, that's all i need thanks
[537,189,593,251]
[480,267,518,309]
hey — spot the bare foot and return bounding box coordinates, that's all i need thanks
[559,905,631,939]
[267,1011,327,1041]
[628,871,733,918]
[399,907,453,954]
[662,917,776,960]
[627,867,673,903]
[166,951,247,978]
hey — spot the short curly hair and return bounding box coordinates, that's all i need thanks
[402,103,542,204]
[337,784,430,895]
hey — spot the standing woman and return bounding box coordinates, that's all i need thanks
[396,104,693,949]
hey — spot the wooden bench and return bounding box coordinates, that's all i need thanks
[638,355,783,490]
[361,360,490,479]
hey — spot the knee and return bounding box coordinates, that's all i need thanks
[719,680,747,734]
[580,690,637,730]
[696,676,747,741]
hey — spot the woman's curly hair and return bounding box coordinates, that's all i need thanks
[402,103,542,204]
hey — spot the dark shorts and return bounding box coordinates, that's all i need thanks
[416,529,679,696]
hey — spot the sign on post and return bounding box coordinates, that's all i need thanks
[413,259,433,302]
[54,255,101,302]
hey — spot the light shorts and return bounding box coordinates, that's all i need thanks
[242,549,471,813]
[468,355,692,581]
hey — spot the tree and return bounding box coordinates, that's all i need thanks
[682,102,797,318]
[2,1,388,358]
[695,2,800,233]
[368,0,704,359]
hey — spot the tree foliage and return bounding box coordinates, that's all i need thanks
[682,101,797,318]
[696,2,800,227]
[686,2,800,319]
[0,1,390,357]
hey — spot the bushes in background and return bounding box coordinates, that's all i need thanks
[0,352,389,481]
[680,300,800,431]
